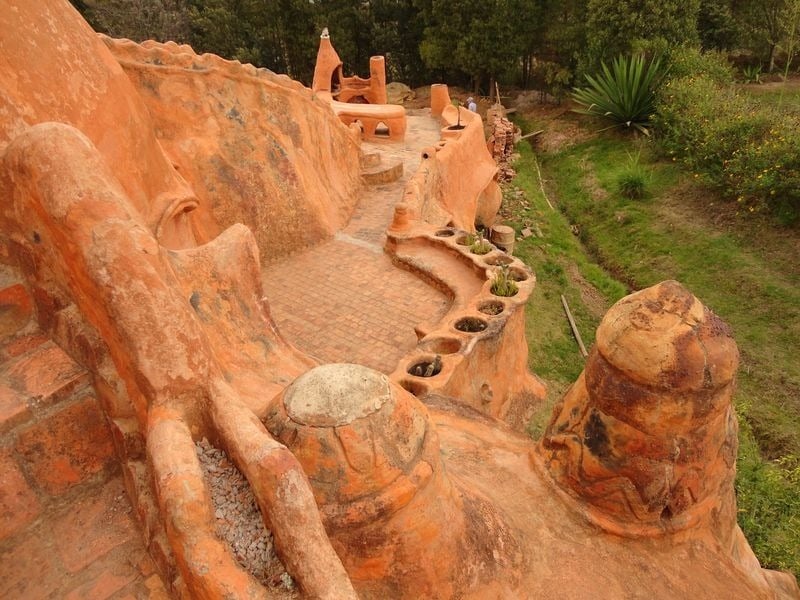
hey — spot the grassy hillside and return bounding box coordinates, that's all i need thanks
[504,114,800,576]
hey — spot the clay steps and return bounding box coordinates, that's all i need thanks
[360,151,382,169]
[0,276,163,598]
[361,156,403,185]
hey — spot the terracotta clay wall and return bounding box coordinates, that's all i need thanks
[105,38,364,264]
[402,105,501,231]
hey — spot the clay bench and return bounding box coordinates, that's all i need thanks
[331,100,407,142]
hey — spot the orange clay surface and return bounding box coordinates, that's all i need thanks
[0,2,798,599]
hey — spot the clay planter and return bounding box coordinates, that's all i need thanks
[399,379,428,397]
[484,253,513,266]
[454,316,488,333]
[478,300,505,316]
[407,355,443,378]
[419,336,462,354]
[507,267,528,282]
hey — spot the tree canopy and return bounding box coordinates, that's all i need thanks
[71,0,800,91]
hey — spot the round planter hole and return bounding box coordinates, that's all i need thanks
[478,301,505,316]
[419,337,462,355]
[407,355,443,378]
[435,228,455,238]
[485,254,513,266]
[400,379,428,397]
[470,242,492,256]
[508,267,529,282]
[454,317,488,333]
[447,124,466,131]
[456,234,471,246]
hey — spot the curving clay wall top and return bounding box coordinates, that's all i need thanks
[103,37,364,263]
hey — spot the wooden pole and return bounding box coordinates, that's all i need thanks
[561,294,588,358]
[533,155,554,211]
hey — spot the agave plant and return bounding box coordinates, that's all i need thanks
[572,55,665,135]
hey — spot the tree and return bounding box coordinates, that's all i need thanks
[312,0,374,77]
[583,0,701,72]
[187,0,317,82]
[416,0,539,93]
[698,0,740,50]
[71,0,191,43]
[733,0,800,72]
[368,0,429,85]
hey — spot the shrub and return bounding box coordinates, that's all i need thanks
[617,151,649,199]
[654,75,770,186]
[583,0,699,68]
[666,46,734,84]
[654,64,799,222]
[725,115,800,222]
[491,265,519,297]
[572,55,665,135]
[742,64,762,84]
[531,59,574,102]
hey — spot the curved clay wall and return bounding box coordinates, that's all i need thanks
[401,99,501,231]
[104,37,363,263]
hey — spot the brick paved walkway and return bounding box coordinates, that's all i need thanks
[262,112,449,374]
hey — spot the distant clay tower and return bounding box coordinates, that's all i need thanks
[312,28,387,104]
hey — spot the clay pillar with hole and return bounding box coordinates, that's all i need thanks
[369,56,388,104]
[430,84,451,117]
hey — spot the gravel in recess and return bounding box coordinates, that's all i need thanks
[195,438,296,594]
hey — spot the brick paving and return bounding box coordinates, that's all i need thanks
[262,112,450,374]
[0,476,168,599]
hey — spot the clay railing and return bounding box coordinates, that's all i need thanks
[381,85,543,430]
[385,221,545,430]
[3,122,358,600]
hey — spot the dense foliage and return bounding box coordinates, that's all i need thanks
[71,0,800,92]
[582,0,700,72]
[654,49,800,222]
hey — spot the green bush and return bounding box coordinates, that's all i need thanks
[655,75,770,184]
[666,46,734,84]
[618,172,647,199]
[572,55,665,135]
[654,66,799,222]
[741,64,762,84]
[726,115,800,222]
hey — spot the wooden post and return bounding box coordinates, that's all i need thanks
[561,295,588,358]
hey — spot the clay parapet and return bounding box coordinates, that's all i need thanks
[103,36,363,264]
[400,86,500,231]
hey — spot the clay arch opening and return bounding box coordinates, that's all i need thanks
[374,121,390,137]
